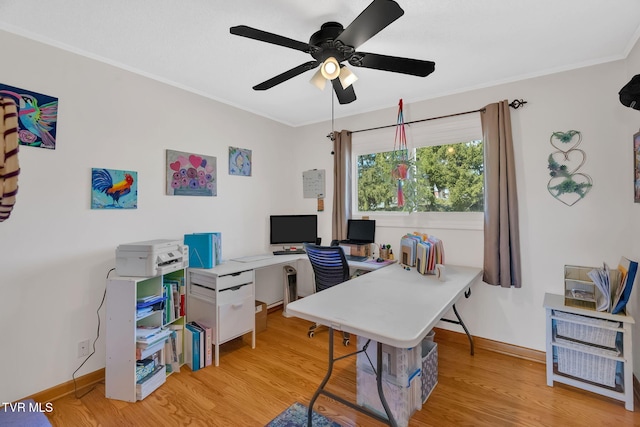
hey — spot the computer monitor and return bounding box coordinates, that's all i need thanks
[270,215,318,245]
[346,219,376,243]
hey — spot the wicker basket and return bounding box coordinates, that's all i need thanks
[553,311,620,348]
[556,345,619,387]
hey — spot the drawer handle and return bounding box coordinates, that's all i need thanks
[231,303,244,309]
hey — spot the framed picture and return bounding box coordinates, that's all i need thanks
[91,168,138,209]
[0,83,59,149]
[635,131,640,203]
[166,149,217,196]
[229,146,252,176]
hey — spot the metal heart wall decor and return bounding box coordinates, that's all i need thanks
[547,130,592,206]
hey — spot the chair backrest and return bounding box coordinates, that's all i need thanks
[303,243,351,292]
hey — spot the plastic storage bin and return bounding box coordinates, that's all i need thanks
[356,335,421,387]
[356,364,422,427]
[421,338,438,403]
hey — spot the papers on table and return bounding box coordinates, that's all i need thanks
[587,263,612,312]
[587,257,638,314]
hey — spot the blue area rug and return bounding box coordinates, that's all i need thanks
[266,402,342,427]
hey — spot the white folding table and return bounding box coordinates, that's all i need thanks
[286,263,482,426]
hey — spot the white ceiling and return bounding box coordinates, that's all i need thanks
[1,0,640,127]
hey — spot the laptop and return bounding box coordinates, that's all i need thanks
[342,219,375,261]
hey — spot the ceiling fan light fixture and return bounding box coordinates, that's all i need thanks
[338,66,358,89]
[310,68,327,90]
[320,57,340,80]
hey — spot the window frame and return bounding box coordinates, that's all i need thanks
[351,113,484,231]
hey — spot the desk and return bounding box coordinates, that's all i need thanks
[187,254,392,366]
[286,263,482,426]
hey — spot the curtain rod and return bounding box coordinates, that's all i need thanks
[348,99,527,135]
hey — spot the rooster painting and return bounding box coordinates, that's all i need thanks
[91,168,137,209]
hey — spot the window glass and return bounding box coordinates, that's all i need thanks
[356,140,483,212]
[352,113,484,219]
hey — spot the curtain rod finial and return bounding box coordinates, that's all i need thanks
[509,99,528,109]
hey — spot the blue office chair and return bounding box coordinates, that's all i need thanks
[303,243,351,346]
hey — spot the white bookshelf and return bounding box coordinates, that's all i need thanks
[105,269,185,402]
[543,292,634,411]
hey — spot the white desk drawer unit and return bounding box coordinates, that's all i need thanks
[187,269,256,366]
[219,284,254,342]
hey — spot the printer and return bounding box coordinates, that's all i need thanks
[116,239,189,277]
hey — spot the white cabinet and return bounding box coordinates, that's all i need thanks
[543,293,634,410]
[106,269,185,402]
[187,269,255,366]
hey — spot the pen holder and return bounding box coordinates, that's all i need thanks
[380,248,389,260]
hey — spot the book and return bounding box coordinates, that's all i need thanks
[136,328,172,347]
[164,330,180,374]
[136,357,156,382]
[136,339,165,360]
[612,257,638,314]
[136,325,161,339]
[188,322,205,369]
[184,323,201,371]
[194,320,213,367]
[168,324,184,365]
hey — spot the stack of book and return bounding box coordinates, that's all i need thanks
[184,321,213,371]
[135,335,167,401]
[162,277,185,324]
[136,294,165,319]
[400,232,444,274]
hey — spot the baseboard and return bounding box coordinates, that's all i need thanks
[27,326,618,403]
[433,327,546,364]
[25,368,105,404]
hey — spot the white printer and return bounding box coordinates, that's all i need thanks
[116,239,189,277]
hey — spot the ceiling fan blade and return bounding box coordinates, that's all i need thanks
[253,61,320,91]
[230,25,313,53]
[349,52,435,77]
[331,78,356,104]
[335,0,404,50]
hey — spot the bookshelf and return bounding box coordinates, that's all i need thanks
[105,269,186,402]
[543,293,634,411]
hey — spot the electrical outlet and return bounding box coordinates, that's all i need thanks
[78,339,90,358]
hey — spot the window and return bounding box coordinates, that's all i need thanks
[352,113,484,227]
[356,141,483,212]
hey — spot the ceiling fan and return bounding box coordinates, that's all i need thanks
[230,0,435,105]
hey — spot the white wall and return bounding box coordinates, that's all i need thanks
[3,27,640,404]
[293,55,635,354]
[0,30,302,403]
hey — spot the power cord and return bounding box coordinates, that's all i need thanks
[71,267,114,398]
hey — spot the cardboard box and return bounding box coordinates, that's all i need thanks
[340,243,371,257]
[255,300,267,333]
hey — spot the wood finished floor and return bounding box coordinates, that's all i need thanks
[46,308,640,426]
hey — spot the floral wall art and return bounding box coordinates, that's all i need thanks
[166,149,217,196]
